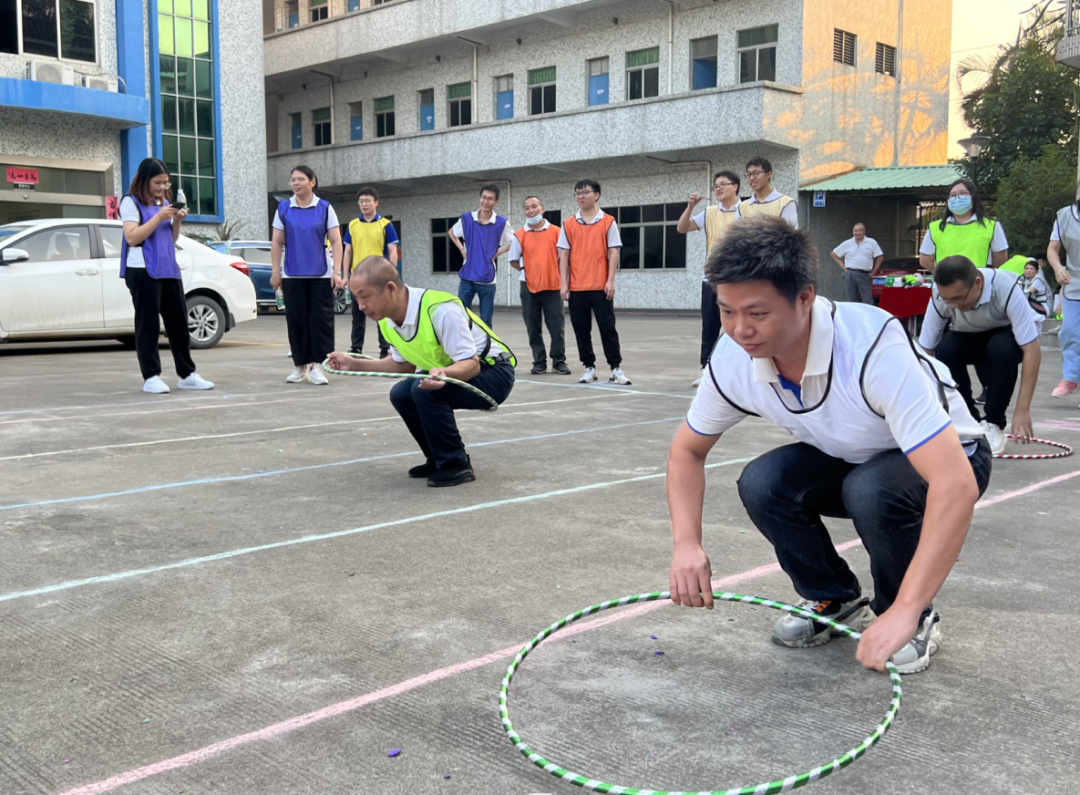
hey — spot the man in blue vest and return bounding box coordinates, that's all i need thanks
[451,183,515,327]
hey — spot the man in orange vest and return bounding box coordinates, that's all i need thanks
[510,196,569,375]
[558,178,631,385]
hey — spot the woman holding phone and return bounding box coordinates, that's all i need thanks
[120,157,214,394]
[270,165,343,385]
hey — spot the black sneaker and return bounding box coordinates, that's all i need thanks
[408,460,437,478]
[427,458,475,487]
[530,364,548,375]
[379,349,390,359]
[348,348,363,355]
[975,388,987,405]
[553,362,572,375]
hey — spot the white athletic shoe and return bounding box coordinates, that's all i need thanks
[177,373,214,390]
[308,362,329,385]
[890,611,941,675]
[286,365,309,384]
[608,368,632,385]
[143,375,170,394]
[579,367,598,383]
[981,420,1006,455]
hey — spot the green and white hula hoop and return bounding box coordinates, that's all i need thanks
[500,591,903,795]
[321,354,500,412]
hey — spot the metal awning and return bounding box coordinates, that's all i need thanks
[800,165,964,199]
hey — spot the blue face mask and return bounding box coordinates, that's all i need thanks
[948,195,973,215]
[525,213,545,225]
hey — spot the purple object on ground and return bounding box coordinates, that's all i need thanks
[388,749,402,757]
[650,635,657,639]
[654,651,664,655]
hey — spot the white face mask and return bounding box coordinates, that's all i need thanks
[525,212,545,226]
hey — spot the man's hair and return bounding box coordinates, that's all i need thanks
[479,183,501,200]
[853,222,866,229]
[1031,249,1047,261]
[357,186,380,201]
[934,255,978,289]
[704,216,816,303]
[575,178,601,197]
[523,195,544,207]
[713,170,740,192]
[746,156,773,174]
[351,255,403,290]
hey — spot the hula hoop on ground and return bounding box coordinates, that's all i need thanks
[993,436,1073,460]
[321,354,500,412]
[500,591,903,795]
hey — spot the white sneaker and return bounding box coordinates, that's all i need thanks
[308,362,329,385]
[608,368,632,385]
[143,375,170,394]
[286,365,309,384]
[579,367,598,383]
[890,611,941,675]
[981,420,1006,455]
[692,374,703,388]
[177,373,214,390]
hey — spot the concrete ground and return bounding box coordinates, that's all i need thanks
[1,310,1078,795]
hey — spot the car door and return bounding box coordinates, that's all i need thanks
[175,241,195,288]
[97,225,137,328]
[238,246,274,302]
[0,225,103,332]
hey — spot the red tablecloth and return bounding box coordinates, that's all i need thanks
[879,286,931,318]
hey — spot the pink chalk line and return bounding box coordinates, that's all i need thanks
[56,467,1078,794]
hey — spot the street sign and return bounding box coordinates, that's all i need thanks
[813,190,826,207]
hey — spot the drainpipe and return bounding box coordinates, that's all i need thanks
[891,0,904,166]
[659,0,674,94]
[458,36,483,112]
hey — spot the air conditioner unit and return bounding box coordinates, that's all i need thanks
[26,60,76,86]
[82,74,119,92]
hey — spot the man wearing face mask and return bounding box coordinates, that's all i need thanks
[509,197,569,375]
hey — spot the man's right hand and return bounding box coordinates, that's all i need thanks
[669,544,714,609]
[687,191,703,209]
[560,285,570,301]
[326,351,355,371]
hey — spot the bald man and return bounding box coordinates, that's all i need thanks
[327,257,517,487]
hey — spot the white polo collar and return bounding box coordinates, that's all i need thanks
[471,210,503,226]
[573,209,607,225]
[746,189,785,205]
[387,285,424,333]
[972,268,994,310]
[521,219,551,231]
[289,193,323,209]
[752,297,834,384]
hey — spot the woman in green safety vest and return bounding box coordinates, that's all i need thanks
[919,178,1009,273]
[327,256,516,488]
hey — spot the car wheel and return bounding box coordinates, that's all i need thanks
[187,295,226,349]
[115,335,137,349]
[333,288,350,314]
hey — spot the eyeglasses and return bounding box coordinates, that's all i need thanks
[574,190,595,197]
[951,192,972,198]
[942,278,977,308]
[713,182,735,190]
[745,170,767,178]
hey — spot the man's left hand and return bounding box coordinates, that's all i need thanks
[420,367,448,390]
[1011,407,1034,444]
[604,281,615,301]
[855,605,920,673]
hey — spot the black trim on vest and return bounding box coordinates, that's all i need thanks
[706,359,760,418]
[858,315,952,417]
[768,300,837,415]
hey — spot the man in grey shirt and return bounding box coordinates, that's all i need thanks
[831,223,884,304]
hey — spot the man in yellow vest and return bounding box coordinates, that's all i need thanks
[341,186,398,357]
[739,157,797,227]
[676,170,742,386]
[327,257,516,487]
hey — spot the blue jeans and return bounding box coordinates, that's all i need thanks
[1061,294,1080,383]
[389,360,515,469]
[736,439,992,615]
[458,279,497,327]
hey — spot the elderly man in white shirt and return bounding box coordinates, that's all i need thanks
[667,217,990,676]
[831,223,884,304]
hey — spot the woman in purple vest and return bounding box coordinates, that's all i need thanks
[120,157,214,394]
[270,165,343,384]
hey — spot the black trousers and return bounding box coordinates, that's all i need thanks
[568,290,621,368]
[521,283,566,367]
[935,327,1024,429]
[351,298,388,356]
[124,269,196,381]
[282,278,335,367]
[700,281,722,368]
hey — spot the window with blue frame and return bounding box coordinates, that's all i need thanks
[290,112,302,149]
[691,37,717,90]
[158,0,219,218]
[495,75,513,120]
[588,57,609,106]
[349,101,363,140]
[419,89,434,131]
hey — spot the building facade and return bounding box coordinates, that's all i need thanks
[0,0,267,240]
[264,0,951,308]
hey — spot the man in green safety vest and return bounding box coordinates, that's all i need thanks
[327,256,517,487]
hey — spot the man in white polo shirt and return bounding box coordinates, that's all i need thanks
[667,217,990,675]
[831,223,884,304]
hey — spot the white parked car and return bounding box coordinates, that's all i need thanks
[0,219,257,349]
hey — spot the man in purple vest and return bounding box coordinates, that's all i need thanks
[451,183,514,326]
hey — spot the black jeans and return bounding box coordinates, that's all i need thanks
[736,439,992,616]
[124,269,196,381]
[388,360,516,469]
[521,283,566,368]
[568,290,621,368]
[351,298,388,356]
[282,278,335,367]
[700,281,722,368]
[935,328,1024,429]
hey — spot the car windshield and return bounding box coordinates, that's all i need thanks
[0,223,36,241]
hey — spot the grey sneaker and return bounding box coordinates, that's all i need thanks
[579,367,598,383]
[891,611,941,675]
[608,367,632,385]
[772,596,874,648]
